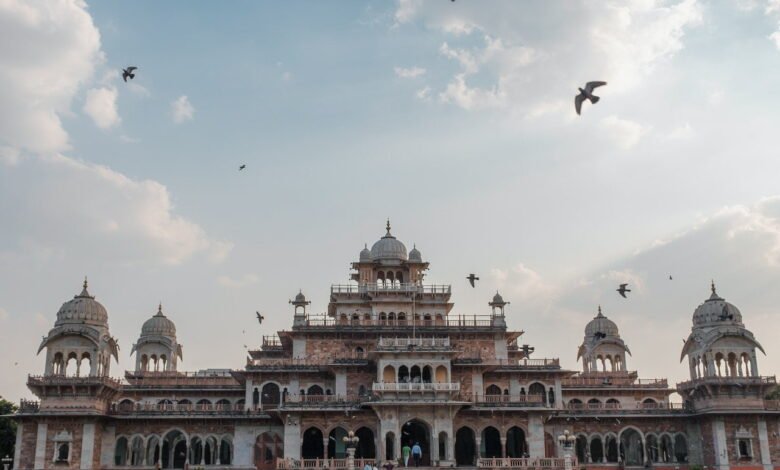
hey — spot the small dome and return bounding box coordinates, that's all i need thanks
[409,244,422,262]
[492,292,505,304]
[55,279,109,327]
[692,282,743,327]
[294,291,306,303]
[370,220,408,261]
[585,307,620,337]
[359,244,372,262]
[141,304,177,337]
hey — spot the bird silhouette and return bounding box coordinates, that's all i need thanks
[239,164,246,171]
[122,66,137,82]
[256,312,264,324]
[594,332,607,340]
[616,283,631,298]
[466,273,479,287]
[575,81,607,115]
[669,275,673,280]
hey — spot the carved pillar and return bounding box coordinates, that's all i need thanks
[501,438,507,458]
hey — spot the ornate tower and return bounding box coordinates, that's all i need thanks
[291,290,310,326]
[131,304,182,372]
[577,307,631,374]
[678,282,774,410]
[26,279,121,469]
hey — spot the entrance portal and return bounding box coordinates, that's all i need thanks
[455,427,476,466]
[401,420,430,466]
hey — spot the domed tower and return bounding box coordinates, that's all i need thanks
[678,282,774,410]
[577,306,631,374]
[36,278,119,377]
[349,220,430,287]
[131,304,182,373]
[29,278,121,414]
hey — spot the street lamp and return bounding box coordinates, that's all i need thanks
[557,430,576,470]
[343,431,361,470]
[2,455,13,470]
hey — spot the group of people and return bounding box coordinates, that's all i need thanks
[360,441,423,470]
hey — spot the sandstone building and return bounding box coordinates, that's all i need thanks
[11,223,780,470]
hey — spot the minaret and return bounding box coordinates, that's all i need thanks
[291,290,311,326]
[577,306,631,374]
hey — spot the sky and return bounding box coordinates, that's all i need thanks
[2,0,780,402]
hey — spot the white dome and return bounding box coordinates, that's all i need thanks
[409,245,422,262]
[585,307,619,337]
[370,221,408,261]
[55,279,108,327]
[692,283,743,327]
[141,305,177,337]
[359,244,372,262]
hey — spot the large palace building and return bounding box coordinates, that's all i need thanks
[10,223,780,470]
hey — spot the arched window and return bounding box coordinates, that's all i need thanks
[480,427,501,458]
[590,436,604,463]
[115,437,129,466]
[307,385,324,395]
[674,435,688,463]
[262,383,281,406]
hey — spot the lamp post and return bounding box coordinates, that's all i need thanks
[343,431,360,470]
[558,430,576,470]
[2,455,13,470]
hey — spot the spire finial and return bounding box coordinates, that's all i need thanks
[83,276,88,290]
[597,305,603,317]
[386,218,391,235]
[77,276,92,298]
[711,279,716,295]
[157,302,163,315]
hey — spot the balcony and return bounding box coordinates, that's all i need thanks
[469,393,546,407]
[563,401,687,414]
[478,458,575,469]
[27,374,123,388]
[262,335,283,350]
[331,283,451,295]
[124,371,240,389]
[676,375,776,389]
[372,382,460,393]
[110,402,249,415]
[18,399,40,414]
[452,357,560,370]
[296,314,500,330]
[282,394,361,408]
[377,336,452,351]
[247,359,322,371]
[563,377,668,388]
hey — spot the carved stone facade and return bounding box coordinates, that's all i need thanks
[11,224,780,470]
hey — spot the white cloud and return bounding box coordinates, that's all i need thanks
[490,263,557,310]
[600,115,648,149]
[2,153,231,266]
[394,66,427,78]
[171,95,195,123]
[667,122,693,140]
[0,0,102,154]
[395,0,702,116]
[83,86,120,129]
[415,86,432,102]
[218,273,261,288]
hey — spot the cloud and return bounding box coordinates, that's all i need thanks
[83,86,120,129]
[1,154,232,266]
[490,263,557,310]
[217,273,261,288]
[0,0,102,154]
[394,66,427,78]
[171,95,195,123]
[667,122,693,140]
[600,115,648,149]
[415,86,432,102]
[394,0,702,116]
[0,146,20,166]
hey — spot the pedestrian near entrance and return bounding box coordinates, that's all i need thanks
[402,443,411,467]
[412,442,422,467]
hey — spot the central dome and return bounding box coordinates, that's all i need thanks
[692,282,743,327]
[370,221,408,261]
[141,305,177,337]
[55,279,108,327]
[585,307,619,337]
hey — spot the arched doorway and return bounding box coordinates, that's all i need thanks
[355,427,376,459]
[386,432,396,461]
[402,420,430,465]
[620,429,644,466]
[481,427,501,458]
[455,427,476,466]
[162,430,187,469]
[302,427,324,459]
[506,427,526,458]
[262,383,281,407]
[255,433,283,470]
[329,428,348,459]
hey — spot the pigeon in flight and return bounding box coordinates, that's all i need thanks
[669,275,673,280]
[239,164,246,171]
[122,67,137,82]
[466,273,479,287]
[256,312,265,324]
[616,283,631,298]
[575,81,607,115]
[594,332,607,340]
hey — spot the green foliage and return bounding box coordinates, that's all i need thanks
[765,386,780,400]
[0,396,18,462]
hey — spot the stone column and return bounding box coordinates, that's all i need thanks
[432,434,439,464]
[527,414,545,458]
[758,420,772,470]
[80,423,96,469]
[323,439,330,459]
[750,354,759,376]
[13,423,23,467]
[284,416,302,460]
[216,438,221,465]
[712,418,730,470]
[245,378,254,411]
[34,423,47,470]
[475,436,482,461]
[500,438,507,458]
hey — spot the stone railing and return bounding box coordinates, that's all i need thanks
[478,457,576,469]
[18,399,40,413]
[452,357,560,369]
[563,377,668,387]
[110,402,248,415]
[564,402,687,413]
[377,336,451,349]
[282,394,361,407]
[372,382,460,392]
[278,458,377,469]
[470,394,546,406]
[331,283,451,295]
[27,374,123,388]
[677,375,776,389]
[299,314,497,329]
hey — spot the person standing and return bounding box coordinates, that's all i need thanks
[402,443,411,467]
[411,442,422,467]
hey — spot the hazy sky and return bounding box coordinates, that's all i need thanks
[3,0,780,402]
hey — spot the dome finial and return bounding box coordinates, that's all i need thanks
[711,279,716,295]
[77,276,92,298]
[157,302,163,316]
[386,219,392,235]
[83,276,88,290]
[597,305,603,317]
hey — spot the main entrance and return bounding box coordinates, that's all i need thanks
[401,420,430,466]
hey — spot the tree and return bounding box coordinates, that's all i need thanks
[0,396,17,463]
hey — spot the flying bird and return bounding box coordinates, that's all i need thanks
[239,164,246,171]
[574,81,607,115]
[122,66,137,82]
[466,273,479,287]
[616,283,631,298]
[594,332,607,340]
[256,311,265,324]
